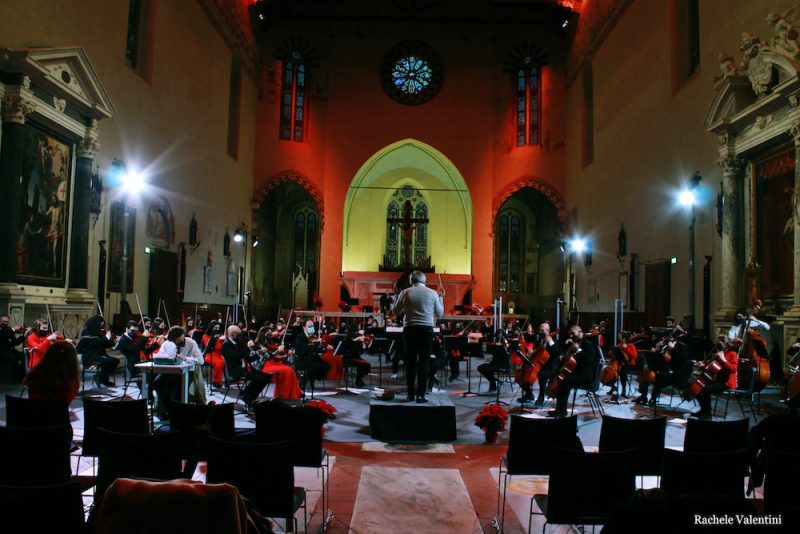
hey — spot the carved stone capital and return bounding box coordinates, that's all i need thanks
[77,122,100,158]
[717,155,745,176]
[788,120,800,144]
[2,94,36,124]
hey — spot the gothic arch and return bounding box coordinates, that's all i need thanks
[492,177,566,235]
[253,171,324,228]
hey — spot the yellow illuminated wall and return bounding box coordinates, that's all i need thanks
[342,139,472,274]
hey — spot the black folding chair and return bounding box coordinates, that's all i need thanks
[763,449,800,515]
[598,415,666,487]
[683,417,749,454]
[0,481,84,534]
[661,448,748,498]
[206,436,307,533]
[5,394,70,428]
[0,424,73,486]
[79,398,149,475]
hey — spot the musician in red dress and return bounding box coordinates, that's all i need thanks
[692,335,738,420]
[202,320,225,386]
[607,330,639,400]
[26,319,57,369]
[23,340,80,405]
[254,327,302,400]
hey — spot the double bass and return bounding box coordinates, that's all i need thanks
[736,299,770,393]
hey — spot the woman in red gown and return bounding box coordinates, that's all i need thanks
[321,326,343,380]
[24,340,80,405]
[255,327,302,400]
[202,320,225,386]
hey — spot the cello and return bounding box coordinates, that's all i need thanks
[684,338,731,401]
[514,329,553,390]
[736,299,770,393]
[546,340,579,398]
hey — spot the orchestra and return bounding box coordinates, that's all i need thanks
[3,293,792,428]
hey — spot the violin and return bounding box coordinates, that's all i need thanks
[546,341,580,398]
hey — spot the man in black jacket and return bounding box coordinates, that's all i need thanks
[548,325,597,418]
[116,320,143,378]
[75,315,119,387]
[294,320,330,389]
[221,325,269,407]
[532,322,562,405]
[634,337,690,406]
[0,314,25,383]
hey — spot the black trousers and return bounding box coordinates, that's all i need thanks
[536,361,559,401]
[1,349,24,383]
[296,357,331,385]
[124,353,140,379]
[404,325,432,397]
[391,337,406,373]
[345,358,370,382]
[556,374,593,413]
[698,382,728,412]
[86,354,119,383]
[478,362,505,388]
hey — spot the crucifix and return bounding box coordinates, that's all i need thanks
[387,200,428,268]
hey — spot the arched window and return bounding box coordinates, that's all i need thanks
[516,61,541,147]
[382,185,429,270]
[279,45,315,142]
[294,208,318,289]
[496,210,523,293]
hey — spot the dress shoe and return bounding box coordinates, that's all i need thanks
[546,409,567,418]
[519,391,533,402]
[431,376,440,386]
[487,383,497,393]
[633,395,648,405]
[533,398,546,407]
[416,396,429,403]
[404,394,415,402]
[355,379,366,387]
[102,380,115,387]
[690,409,712,420]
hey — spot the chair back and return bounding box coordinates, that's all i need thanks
[0,424,73,486]
[169,401,235,458]
[0,481,84,534]
[82,398,149,456]
[599,415,666,476]
[95,428,184,497]
[764,449,800,514]
[505,415,583,475]
[23,348,30,375]
[206,436,296,518]
[661,448,747,498]
[5,394,70,428]
[684,417,748,454]
[255,400,325,467]
[546,447,637,525]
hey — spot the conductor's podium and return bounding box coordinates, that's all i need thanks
[369,395,457,442]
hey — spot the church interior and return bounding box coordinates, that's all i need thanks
[3,0,800,532]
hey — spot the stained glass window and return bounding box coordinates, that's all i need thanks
[496,210,524,293]
[515,59,541,147]
[392,56,433,94]
[386,202,399,268]
[294,208,318,289]
[280,54,308,142]
[414,202,428,266]
[383,186,428,269]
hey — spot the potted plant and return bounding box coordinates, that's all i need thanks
[306,399,337,438]
[474,404,509,443]
[313,297,323,310]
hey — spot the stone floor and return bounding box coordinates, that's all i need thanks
[0,351,785,533]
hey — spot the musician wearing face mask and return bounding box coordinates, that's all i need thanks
[221,325,269,409]
[0,314,26,383]
[116,321,143,378]
[253,327,302,400]
[343,324,372,387]
[634,329,690,406]
[26,319,59,369]
[548,325,597,418]
[75,315,119,388]
[202,320,225,387]
[531,323,561,406]
[691,335,738,420]
[294,320,331,389]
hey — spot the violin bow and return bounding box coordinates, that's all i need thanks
[97,301,104,319]
[280,309,294,346]
[45,302,54,335]
[134,293,145,328]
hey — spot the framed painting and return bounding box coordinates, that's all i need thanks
[108,202,136,293]
[16,124,74,286]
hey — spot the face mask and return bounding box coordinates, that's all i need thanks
[40,327,48,334]
[537,332,547,341]
[715,343,725,351]
[735,317,744,325]
[277,325,284,330]
[306,327,315,335]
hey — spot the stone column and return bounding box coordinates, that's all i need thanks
[790,120,800,309]
[68,121,99,290]
[717,153,745,314]
[0,80,36,282]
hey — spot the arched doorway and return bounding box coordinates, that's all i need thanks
[493,187,563,318]
[252,180,321,317]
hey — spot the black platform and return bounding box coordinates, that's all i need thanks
[368,396,457,442]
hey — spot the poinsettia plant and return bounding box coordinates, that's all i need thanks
[306,399,337,421]
[337,300,350,312]
[474,404,509,432]
[313,297,323,310]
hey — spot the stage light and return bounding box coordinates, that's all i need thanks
[233,229,244,243]
[122,169,144,195]
[562,19,569,28]
[569,237,587,254]
[678,188,697,207]
[252,234,259,247]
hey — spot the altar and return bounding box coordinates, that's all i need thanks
[339,271,475,314]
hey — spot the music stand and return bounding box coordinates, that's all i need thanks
[641,350,663,416]
[446,335,476,396]
[371,337,390,388]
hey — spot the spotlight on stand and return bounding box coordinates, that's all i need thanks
[252,234,259,248]
[233,227,245,243]
[568,237,587,254]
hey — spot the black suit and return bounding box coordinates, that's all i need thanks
[116,333,142,378]
[555,338,598,414]
[221,339,268,404]
[535,340,562,403]
[294,332,330,386]
[0,324,25,383]
[638,340,691,400]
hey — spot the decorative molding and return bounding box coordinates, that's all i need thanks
[789,119,800,144]
[717,155,745,175]
[253,170,325,228]
[1,92,36,124]
[77,121,100,158]
[491,177,567,233]
[196,0,259,81]
[565,0,633,85]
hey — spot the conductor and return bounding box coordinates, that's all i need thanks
[392,270,444,403]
